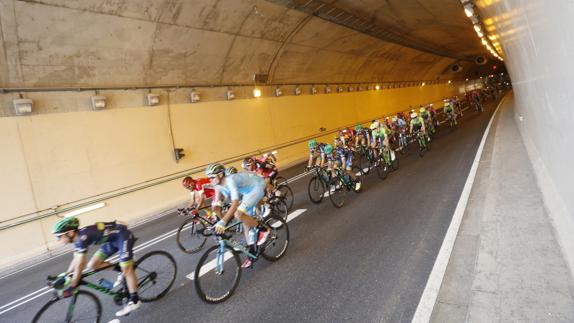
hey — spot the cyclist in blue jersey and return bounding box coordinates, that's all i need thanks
[307,139,327,169]
[51,217,140,317]
[333,137,361,190]
[207,163,270,268]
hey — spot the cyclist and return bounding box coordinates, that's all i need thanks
[307,139,327,169]
[369,120,380,160]
[419,106,434,135]
[355,124,370,149]
[182,176,215,210]
[409,111,428,148]
[429,104,439,128]
[444,99,457,126]
[333,136,361,191]
[396,114,408,150]
[254,154,280,198]
[51,217,140,317]
[207,163,269,268]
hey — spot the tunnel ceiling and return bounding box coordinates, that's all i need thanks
[0,0,498,88]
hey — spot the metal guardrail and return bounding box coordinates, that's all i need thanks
[0,97,457,231]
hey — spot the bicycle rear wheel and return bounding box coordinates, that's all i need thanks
[176,217,207,254]
[328,177,346,208]
[32,290,102,323]
[135,250,177,302]
[308,176,325,204]
[194,245,241,304]
[277,183,294,210]
[261,215,289,261]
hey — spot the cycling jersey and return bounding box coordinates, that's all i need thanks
[335,146,353,169]
[411,117,424,130]
[444,103,453,113]
[256,160,278,180]
[420,110,430,120]
[397,118,407,129]
[75,222,135,267]
[193,177,215,199]
[215,172,265,216]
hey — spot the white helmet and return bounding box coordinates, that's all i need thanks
[410,112,418,119]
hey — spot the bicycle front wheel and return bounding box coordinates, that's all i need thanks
[176,217,207,254]
[308,176,325,204]
[261,215,290,261]
[32,290,102,323]
[194,245,241,304]
[135,250,177,302]
[328,177,346,208]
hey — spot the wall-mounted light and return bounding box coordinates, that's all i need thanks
[90,95,106,110]
[311,86,317,95]
[190,90,201,103]
[348,86,354,92]
[464,3,474,17]
[294,86,302,96]
[422,82,426,86]
[324,85,331,94]
[63,202,106,218]
[448,80,452,84]
[146,93,160,106]
[275,86,282,97]
[253,88,262,98]
[13,98,33,115]
[226,89,235,100]
[337,86,343,93]
[375,84,381,90]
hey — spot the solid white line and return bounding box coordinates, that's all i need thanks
[411,97,506,323]
[186,209,307,281]
[0,289,51,315]
[0,287,49,312]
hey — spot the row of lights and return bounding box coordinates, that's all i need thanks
[11,80,455,115]
[462,1,503,62]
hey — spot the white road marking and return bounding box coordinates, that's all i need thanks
[186,209,307,281]
[411,97,505,323]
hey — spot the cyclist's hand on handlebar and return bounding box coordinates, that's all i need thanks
[214,220,226,234]
[60,285,77,298]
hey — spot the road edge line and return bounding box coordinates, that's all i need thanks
[411,96,506,323]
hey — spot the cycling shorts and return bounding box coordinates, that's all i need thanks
[94,227,135,267]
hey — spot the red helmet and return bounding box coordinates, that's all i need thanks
[182,176,196,189]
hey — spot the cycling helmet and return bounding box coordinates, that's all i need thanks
[182,176,195,188]
[392,117,397,123]
[52,216,80,235]
[324,144,333,154]
[205,163,225,178]
[308,139,317,149]
[225,166,237,176]
[419,107,426,113]
[410,112,418,119]
[242,157,254,170]
[355,124,362,132]
[369,121,379,130]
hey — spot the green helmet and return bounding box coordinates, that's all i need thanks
[324,144,333,154]
[308,139,317,149]
[205,163,225,177]
[52,216,79,235]
[225,166,237,176]
[355,124,362,132]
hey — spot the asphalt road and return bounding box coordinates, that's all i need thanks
[0,98,500,323]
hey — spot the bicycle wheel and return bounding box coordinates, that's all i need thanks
[376,158,389,180]
[418,137,426,157]
[135,250,177,302]
[351,165,364,193]
[390,150,399,171]
[328,177,346,208]
[308,176,325,204]
[176,217,207,254]
[194,244,241,304]
[261,215,289,261]
[358,152,371,175]
[32,290,102,323]
[270,198,288,220]
[277,183,294,211]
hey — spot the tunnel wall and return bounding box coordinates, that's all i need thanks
[477,0,574,270]
[0,83,462,270]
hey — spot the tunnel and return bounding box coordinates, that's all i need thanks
[0,0,572,322]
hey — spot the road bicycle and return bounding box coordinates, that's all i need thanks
[32,248,177,323]
[413,129,431,157]
[194,215,289,303]
[356,145,376,175]
[307,165,331,204]
[272,176,294,211]
[326,166,363,208]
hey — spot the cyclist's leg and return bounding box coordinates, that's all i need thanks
[87,243,117,270]
[115,229,140,316]
[236,184,265,244]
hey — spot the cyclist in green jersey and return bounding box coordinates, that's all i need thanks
[443,100,457,125]
[409,112,427,138]
[419,106,434,135]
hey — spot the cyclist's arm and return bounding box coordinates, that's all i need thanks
[70,252,87,287]
[221,200,240,224]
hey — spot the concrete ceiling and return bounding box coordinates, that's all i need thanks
[0,0,498,88]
